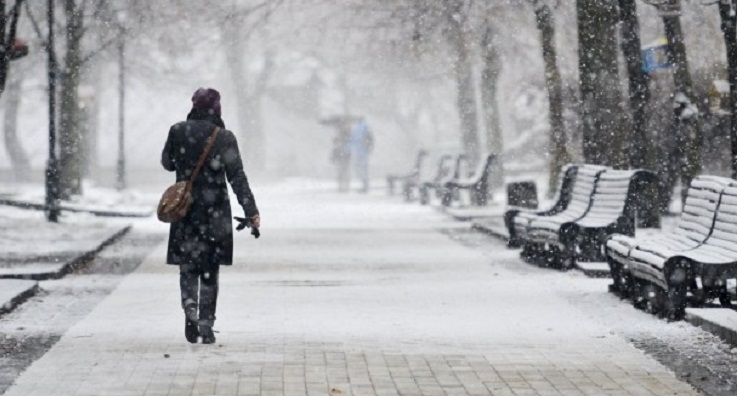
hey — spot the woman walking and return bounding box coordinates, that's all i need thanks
[161,88,260,344]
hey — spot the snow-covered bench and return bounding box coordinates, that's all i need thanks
[606,176,728,299]
[404,154,452,202]
[441,153,496,207]
[514,164,607,264]
[564,169,659,263]
[605,176,737,320]
[504,164,578,248]
[420,154,467,205]
[524,167,653,268]
[386,150,427,198]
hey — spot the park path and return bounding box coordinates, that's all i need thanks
[3,181,698,396]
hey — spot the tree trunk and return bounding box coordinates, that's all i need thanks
[577,0,626,167]
[534,4,571,196]
[221,21,266,171]
[3,71,30,181]
[0,0,24,99]
[663,14,702,205]
[0,0,7,97]
[619,0,659,227]
[58,0,84,197]
[619,0,652,170]
[447,0,480,164]
[480,24,503,189]
[720,1,737,179]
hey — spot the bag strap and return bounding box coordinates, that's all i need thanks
[188,127,221,186]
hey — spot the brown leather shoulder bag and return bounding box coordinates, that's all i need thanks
[157,127,220,223]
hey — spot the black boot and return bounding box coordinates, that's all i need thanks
[199,325,216,344]
[184,305,199,344]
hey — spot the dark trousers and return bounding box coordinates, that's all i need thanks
[180,262,220,328]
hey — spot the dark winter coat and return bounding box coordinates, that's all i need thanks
[161,113,258,266]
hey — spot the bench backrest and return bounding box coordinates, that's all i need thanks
[700,179,737,250]
[581,169,658,231]
[585,169,638,218]
[413,150,429,175]
[468,153,496,186]
[544,164,579,215]
[438,154,468,184]
[560,164,608,219]
[673,175,732,244]
[431,154,454,183]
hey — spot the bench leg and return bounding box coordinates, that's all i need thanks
[666,284,687,321]
[558,245,575,270]
[507,235,521,249]
[521,242,543,263]
[520,243,534,262]
[607,256,630,298]
[719,287,733,307]
[577,231,605,262]
[643,283,666,316]
[402,182,412,201]
[631,280,666,316]
[473,185,488,206]
[419,185,430,205]
[556,224,580,270]
[504,212,521,249]
[632,279,647,310]
[700,281,733,308]
[387,179,395,195]
[541,245,566,269]
[441,186,456,207]
[665,260,692,321]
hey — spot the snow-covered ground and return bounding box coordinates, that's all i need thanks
[0,179,716,395]
[0,180,161,260]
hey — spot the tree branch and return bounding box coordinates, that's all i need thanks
[5,0,24,49]
[24,2,45,42]
[78,35,117,65]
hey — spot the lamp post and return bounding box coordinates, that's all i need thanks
[116,15,126,191]
[44,0,60,222]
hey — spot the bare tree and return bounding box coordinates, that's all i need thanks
[2,70,30,181]
[220,1,282,171]
[480,22,503,187]
[374,0,483,162]
[528,0,571,194]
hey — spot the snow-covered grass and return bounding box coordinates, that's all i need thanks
[0,181,148,260]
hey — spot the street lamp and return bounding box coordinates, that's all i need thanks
[45,0,60,222]
[116,12,127,191]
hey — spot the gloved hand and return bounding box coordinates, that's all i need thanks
[234,215,260,239]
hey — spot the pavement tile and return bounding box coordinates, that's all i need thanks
[1,187,704,396]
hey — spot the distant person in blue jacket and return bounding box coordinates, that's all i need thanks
[349,116,374,193]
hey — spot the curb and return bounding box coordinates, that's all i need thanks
[448,212,475,222]
[471,222,509,244]
[575,261,611,278]
[0,281,39,316]
[0,198,153,218]
[686,309,737,347]
[0,225,132,281]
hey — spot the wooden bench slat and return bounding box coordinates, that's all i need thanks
[606,175,736,309]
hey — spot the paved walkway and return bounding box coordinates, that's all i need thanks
[4,182,699,396]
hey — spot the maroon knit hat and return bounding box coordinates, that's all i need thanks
[191,88,221,116]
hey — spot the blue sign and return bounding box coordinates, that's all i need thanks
[641,38,672,74]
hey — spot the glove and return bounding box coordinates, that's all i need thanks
[234,216,260,239]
